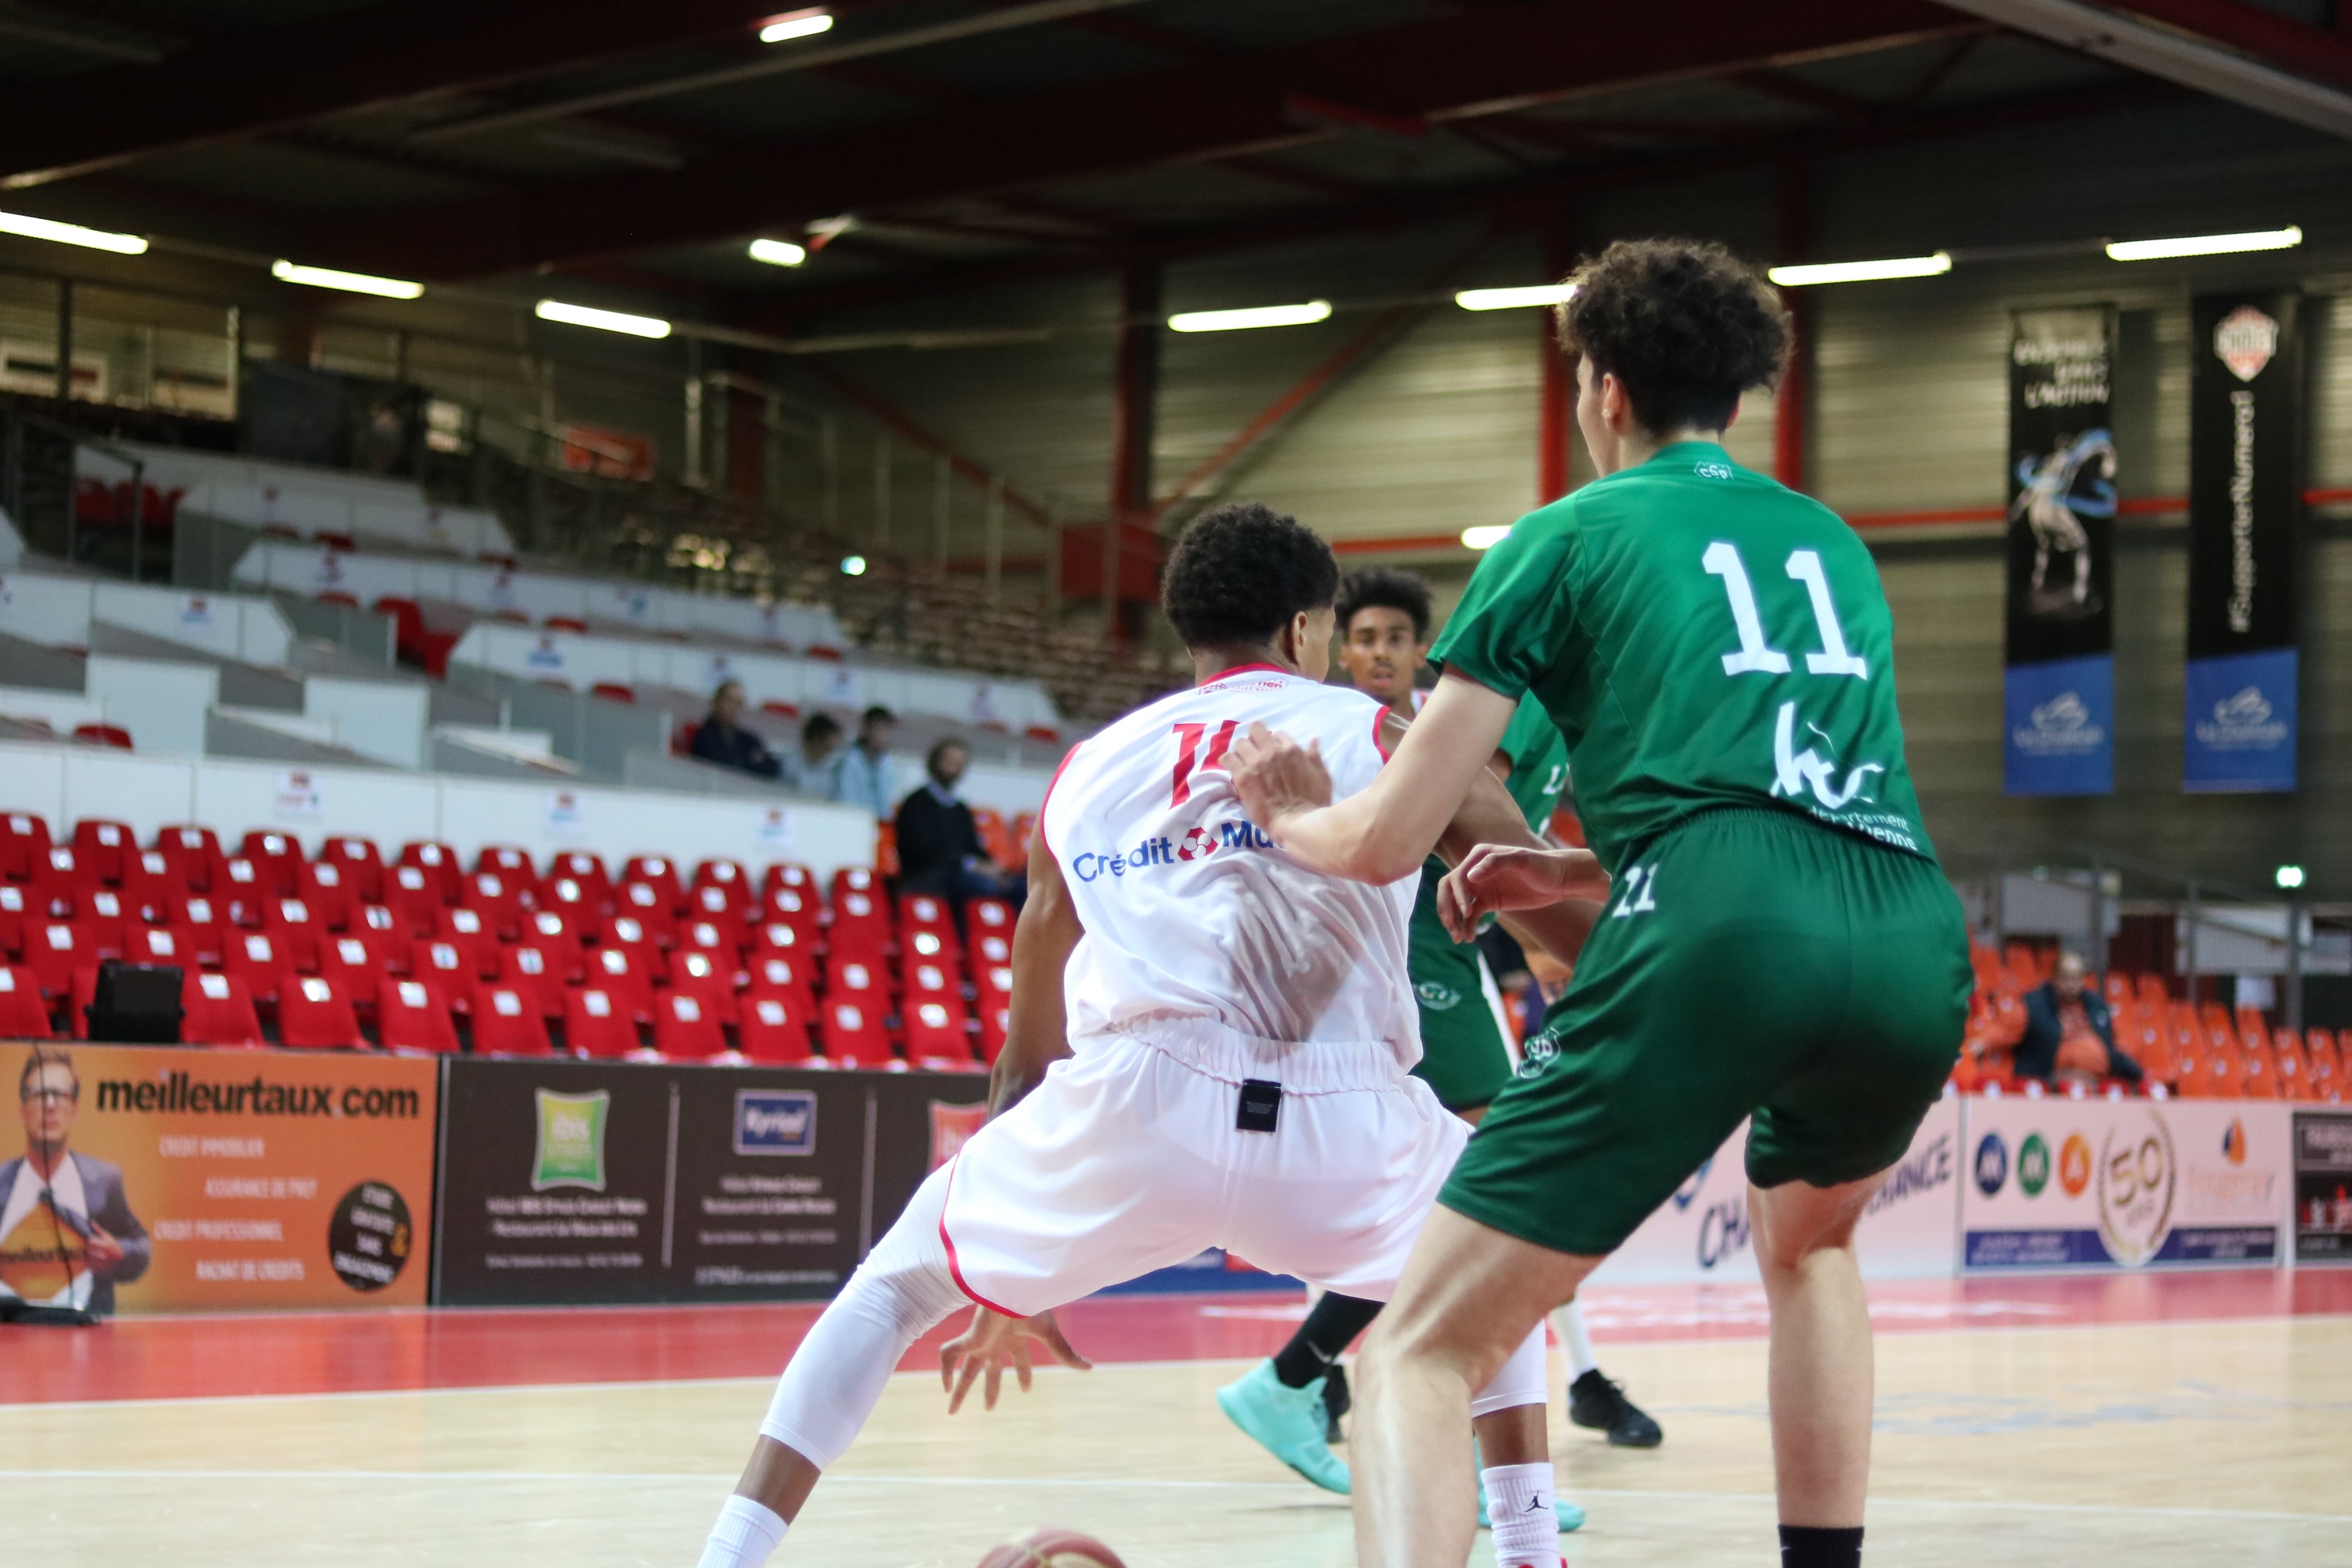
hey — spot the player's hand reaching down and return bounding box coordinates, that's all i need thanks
[1438,844,1612,940]
[940,1306,1092,1412]
[1228,723,1332,835]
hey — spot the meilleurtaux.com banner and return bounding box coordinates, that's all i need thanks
[2004,306,2118,796]
[2184,292,2302,793]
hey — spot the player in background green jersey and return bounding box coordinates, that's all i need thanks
[1231,240,1967,1568]
[1213,571,1657,1512]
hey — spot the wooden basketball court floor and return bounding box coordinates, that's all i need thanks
[7,1270,2349,1567]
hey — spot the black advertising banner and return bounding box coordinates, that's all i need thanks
[2184,292,2303,793]
[432,1059,986,1306]
[2003,306,2119,796]
[2294,1110,2352,1264]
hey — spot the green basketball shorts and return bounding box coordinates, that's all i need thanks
[1408,911,1513,1114]
[1439,806,1969,1258]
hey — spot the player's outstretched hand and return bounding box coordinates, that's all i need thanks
[1228,723,1330,834]
[940,1306,1092,1413]
[1438,844,1611,939]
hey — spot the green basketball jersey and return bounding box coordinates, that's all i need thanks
[1496,692,1570,831]
[1431,441,1935,873]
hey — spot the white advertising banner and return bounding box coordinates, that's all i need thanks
[1961,1097,2290,1271]
[1585,1094,1963,1286]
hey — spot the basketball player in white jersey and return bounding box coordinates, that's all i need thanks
[693,501,1611,1568]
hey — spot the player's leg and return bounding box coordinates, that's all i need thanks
[1749,1172,1883,1547]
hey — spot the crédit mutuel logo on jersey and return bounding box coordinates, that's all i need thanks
[1070,820,1276,883]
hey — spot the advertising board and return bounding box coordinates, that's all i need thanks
[2292,1109,2352,1264]
[0,1041,438,1314]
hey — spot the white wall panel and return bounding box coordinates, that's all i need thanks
[58,751,195,839]
[85,655,215,755]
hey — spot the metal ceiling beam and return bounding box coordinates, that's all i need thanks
[1938,0,2352,138]
[311,0,1962,281]
[737,77,2177,328]
[0,0,782,189]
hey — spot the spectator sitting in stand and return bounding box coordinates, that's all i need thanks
[787,712,844,796]
[831,706,898,818]
[689,680,781,780]
[2018,950,2145,1085]
[892,738,1025,910]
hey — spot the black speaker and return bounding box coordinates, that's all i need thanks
[85,960,184,1044]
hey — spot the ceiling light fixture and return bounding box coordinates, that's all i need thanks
[0,210,147,254]
[1768,254,1951,287]
[2105,225,2302,262]
[1461,525,1511,551]
[271,260,424,299]
[1455,283,1577,311]
[534,300,672,338]
[758,8,832,43]
[748,237,808,267]
[1167,300,1332,334]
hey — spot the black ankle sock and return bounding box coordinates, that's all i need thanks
[1269,1292,1384,1388]
[1778,1525,1863,1568]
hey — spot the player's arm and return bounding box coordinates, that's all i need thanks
[1232,668,1517,885]
[1404,710,1608,967]
[987,826,1083,1120]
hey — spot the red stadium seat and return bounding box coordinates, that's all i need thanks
[262,898,323,973]
[476,844,534,880]
[522,908,584,980]
[824,954,886,1017]
[977,960,1015,1008]
[621,855,685,914]
[737,993,814,1064]
[564,987,638,1059]
[0,884,31,958]
[539,876,597,926]
[378,863,441,938]
[692,858,754,907]
[294,861,353,931]
[750,919,810,964]
[219,932,286,1007]
[398,840,465,903]
[71,820,134,884]
[678,919,739,963]
[967,897,1016,940]
[614,880,677,945]
[154,824,224,892]
[0,811,51,882]
[979,1001,1011,1065]
[240,831,305,897]
[0,965,53,1038]
[829,888,890,961]
[906,995,973,1063]
[472,985,553,1057]
[119,849,178,924]
[319,934,389,1011]
[831,865,878,905]
[2272,1029,2309,1100]
[179,971,262,1049]
[21,923,81,997]
[410,940,475,1014]
[762,884,820,942]
[499,945,566,1020]
[654,991,726,1060]
[28,846,78,918]
[746,952,813,1008]
[378,979,459,1054]
[461,870,527,940]
[822,998,890,1065]
[586,944,655,1024]
[763,861,816,899]
[321,835,385,902]
[548,850,611,910]
[75,890,130,960]
[688,882,749,940]
[352,903,408,968]
[435,906,500,980]
[122,925,185,968]
[280,974,365,1050]
[72,723,132,750]
[169,896,228,966]
[667,948,739,1023]
[217,857,268,926]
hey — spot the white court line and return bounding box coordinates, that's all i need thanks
[1,1471,2345,1525]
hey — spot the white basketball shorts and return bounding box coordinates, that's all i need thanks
[937,1022,1468,1318]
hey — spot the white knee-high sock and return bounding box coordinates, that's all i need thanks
[699,1163,971,1566]
[1481,1461,1560,1568]
[698,1495,787,1568]
[1552,1302,1598,1380]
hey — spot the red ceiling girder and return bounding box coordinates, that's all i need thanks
[0,0,781,190]
[311,0,1961,280]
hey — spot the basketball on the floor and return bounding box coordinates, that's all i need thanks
[975,1528,1129,1568]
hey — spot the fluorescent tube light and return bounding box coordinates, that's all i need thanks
[534,300,672,338]
[749,237,808,267]
[759,9,832,43]
[1167,300,1332,334]
[0,210,147,255]
[1461,525,1511,551]
[2105,226,2301,261]
[1455,283,1577,311]
[1768,254,1951,287]
[271,260,424,299]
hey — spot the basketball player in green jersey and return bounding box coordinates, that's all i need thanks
[1231,239,1969,1568]
[1215,569,1657,1498]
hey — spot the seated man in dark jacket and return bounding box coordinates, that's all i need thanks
[891,739,1024,909]
[690,680,782,780]
[2018,951,2144,1084]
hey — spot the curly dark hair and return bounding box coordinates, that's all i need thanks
[1161,500,1338,649]
[1335,567,1432,643]
[1555,239,1790,435]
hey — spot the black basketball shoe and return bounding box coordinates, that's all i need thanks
[1568,1369,1662,1448]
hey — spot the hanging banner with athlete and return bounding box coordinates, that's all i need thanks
[2184,291,2302,793]
[1,1042,438,1315]
[2003,306,2118,797]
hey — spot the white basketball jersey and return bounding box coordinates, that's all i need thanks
[1040,663,1420,1069]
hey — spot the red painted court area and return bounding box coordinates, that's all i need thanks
[11,1268,2350,1408]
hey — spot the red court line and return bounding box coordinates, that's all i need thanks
[8,1268,2348,1408]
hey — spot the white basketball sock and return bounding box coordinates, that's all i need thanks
[1482,1461,1560,1568]
[697,1494,786,1568]
[1553,1302,1599,1380]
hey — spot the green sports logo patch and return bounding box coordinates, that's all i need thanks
[1415,980,1462,1011]
[532,1088,611,1191]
